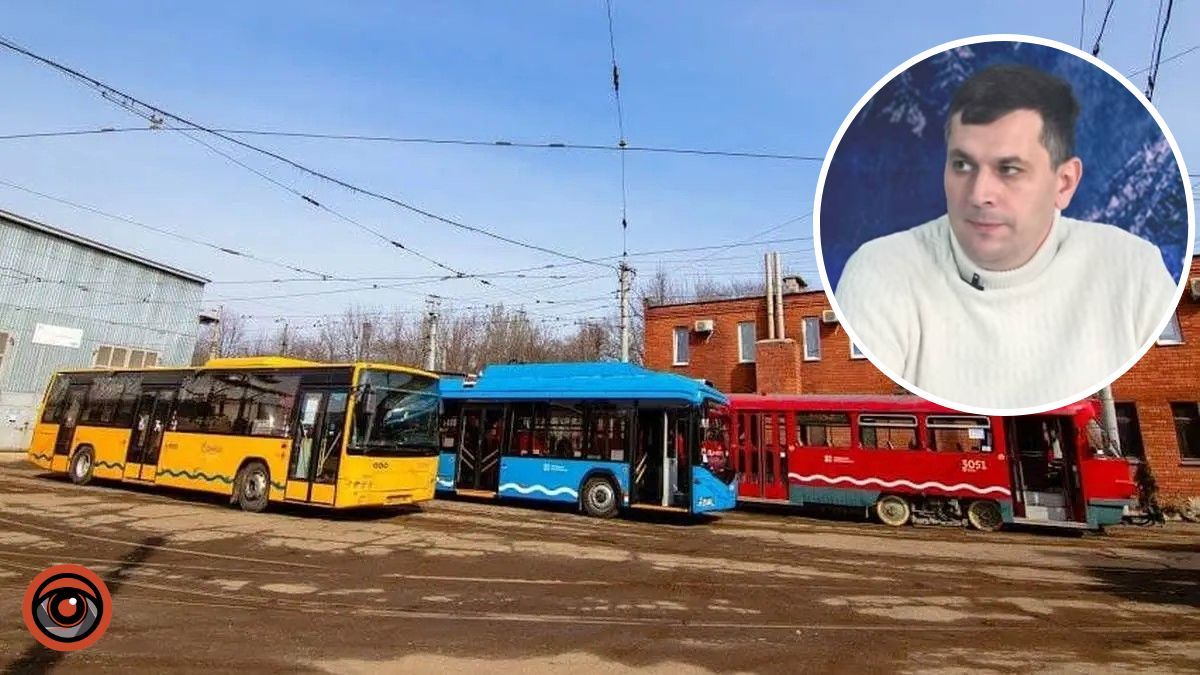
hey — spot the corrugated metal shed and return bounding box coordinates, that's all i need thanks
[0,208,208,449]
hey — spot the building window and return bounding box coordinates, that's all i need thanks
[1158,313,1184,345]
[849,339,865,360]
[673,327,689,365]
[0,331,9,371]
[737,321,756,363]
[95,344,160,369]
[802,317,821,361]
[1114,402,1145,460]
[1171,402,1200,461]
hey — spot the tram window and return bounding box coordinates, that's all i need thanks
[795,412,851,447]
[547,404,584,458]
[858,414,918,450]
[927,415,991,453]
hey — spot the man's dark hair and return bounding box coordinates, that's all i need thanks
[946,64,1080,167]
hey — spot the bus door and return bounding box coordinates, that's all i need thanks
[1007,415,1082,523]
[456,406,504,491]
[52,384,89,459]
[667,412,691,508]
[285,388,347,505]
[632,408,665,505]
[124,388,177,482]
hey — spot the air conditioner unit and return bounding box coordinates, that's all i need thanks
[1190,278,1200,300]
[694,319,715,333]
[821,309,839,324]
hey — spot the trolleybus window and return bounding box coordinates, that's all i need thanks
[547,403,584,458]
[589,406,631,462]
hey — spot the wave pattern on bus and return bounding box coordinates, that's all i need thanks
[498,482,580,499]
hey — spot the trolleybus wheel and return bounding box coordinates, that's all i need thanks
[234,461,270,513]
[68,447,94,486]
[966,500,1004,532]
[874,494,911,527]
[581,477,619,518]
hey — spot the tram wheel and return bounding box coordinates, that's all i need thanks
[68,447,95,486]
[234,461,271,513]
[874,495,911,527]
[581,477,619,518]
[966,500,1004,532]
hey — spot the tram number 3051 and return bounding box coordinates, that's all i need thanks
[960,458,987,473]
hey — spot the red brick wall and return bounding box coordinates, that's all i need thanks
[1110,256,1200,508]
[644,260,1200,506]
[755,339,800,394]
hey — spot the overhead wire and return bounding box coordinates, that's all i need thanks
[0,34,614,272]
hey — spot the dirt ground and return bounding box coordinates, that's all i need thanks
[0,461,1196,674]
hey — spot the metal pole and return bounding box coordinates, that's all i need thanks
[619,262,632,362]
[424,298,439,371]
[764,253,775,340]
[774,252,785,340]
[1099,385,1122,455]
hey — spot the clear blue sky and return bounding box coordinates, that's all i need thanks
[0,2,1195,342]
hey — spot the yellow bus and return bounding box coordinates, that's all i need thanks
[28,357,441,512]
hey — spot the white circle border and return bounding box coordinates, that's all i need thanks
[812,33,1197,417]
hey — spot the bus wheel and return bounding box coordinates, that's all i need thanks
[234,461,270,513]
[874,495,911,527]
[967,500,1004,532]
[68,447,94,486]
[581,477,619,518]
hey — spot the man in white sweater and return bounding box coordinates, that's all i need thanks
[834,64,1179,410]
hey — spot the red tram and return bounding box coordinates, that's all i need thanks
[727,394,1137,531]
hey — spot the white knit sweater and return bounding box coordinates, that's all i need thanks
[834,212,1179,410]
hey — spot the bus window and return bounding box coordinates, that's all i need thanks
[547,403,584,458]
[858,414,918,450]
[796,412,851,447]
[243,372,300,437]
[41,374,72,424]
[509,403,549,456]
[927,415,991,453]
[589,406,630,462]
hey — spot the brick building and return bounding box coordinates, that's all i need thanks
[644,257,1200,510]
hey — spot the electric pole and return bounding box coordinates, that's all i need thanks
[424,296,440,371]
[619,262,635,362]
[278,319,289,356]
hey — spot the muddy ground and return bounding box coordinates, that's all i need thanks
[0,462,1196,674]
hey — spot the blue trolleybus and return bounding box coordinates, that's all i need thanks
[435,362,738,517]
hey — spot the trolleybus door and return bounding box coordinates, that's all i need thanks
[456,406,504,491]
[52,384,88,458]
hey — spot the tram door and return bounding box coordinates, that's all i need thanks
[737,411,789,500]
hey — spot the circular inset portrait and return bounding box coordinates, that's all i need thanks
[815,35,1194,414]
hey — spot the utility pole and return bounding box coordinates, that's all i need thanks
[278,319,289,356]
[424,297,440,371]
[619,262,635,362]
[360,320,373,362]
[211,304,224,359]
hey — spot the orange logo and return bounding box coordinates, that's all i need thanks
[22,564,112,651]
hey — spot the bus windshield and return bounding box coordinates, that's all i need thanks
[702,403,735,482]
[350,370,440,456]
